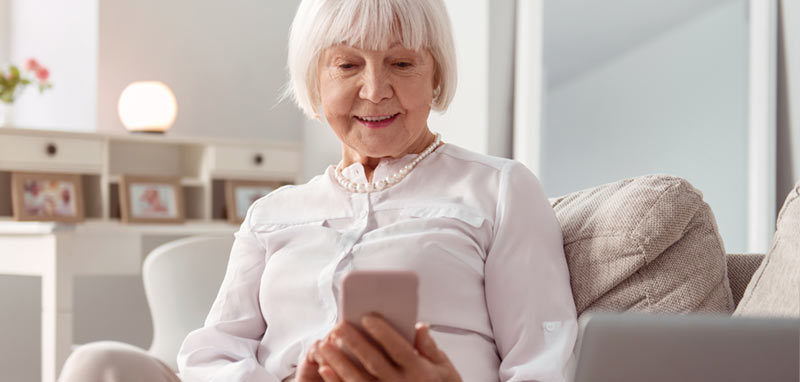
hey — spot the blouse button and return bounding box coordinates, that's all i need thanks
[544,321,560,332]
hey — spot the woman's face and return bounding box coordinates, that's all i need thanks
[318,43,437,159]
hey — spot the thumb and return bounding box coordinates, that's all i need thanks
[415,322,447,364]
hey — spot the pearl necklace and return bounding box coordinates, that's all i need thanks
[335,133,442,193]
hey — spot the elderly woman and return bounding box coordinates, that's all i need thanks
[58,0,577,381]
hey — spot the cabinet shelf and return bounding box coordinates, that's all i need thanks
[106,175,206,187]
[0,128,302,225]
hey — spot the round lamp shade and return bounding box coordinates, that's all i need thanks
[118,81,178,133]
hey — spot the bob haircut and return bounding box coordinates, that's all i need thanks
[285,0,457,119]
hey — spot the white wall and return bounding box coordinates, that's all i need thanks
[428,0,515,157]
[8,0,97,132]
[543,1,750,251]
[302,118,341,180]
[5,0,302,140]
[96,0,302,140]
[427,0,489,154]
[0,0,9,65]
[543,0,731,89]
[487,0,516,157]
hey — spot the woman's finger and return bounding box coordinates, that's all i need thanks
[317,341,373,382]
[414,322,448,364]
[307,340,322,362]
[318,365,343,382]
[361,315,418,368]
[333,322,399,379]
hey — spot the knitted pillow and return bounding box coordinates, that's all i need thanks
[735,183,800,317]
[550,175,734,317]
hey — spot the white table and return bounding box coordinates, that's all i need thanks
[0,220,235,382]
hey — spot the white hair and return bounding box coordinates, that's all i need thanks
[285,0,457,119]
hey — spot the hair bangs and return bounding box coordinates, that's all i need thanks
[320,0,431,52]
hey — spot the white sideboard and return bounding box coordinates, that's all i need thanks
[0,127,302,222]
[0,127,302,382]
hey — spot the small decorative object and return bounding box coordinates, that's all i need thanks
[225,179,281,224]
[119,175,184,224]
[117,81,178,134]
[11,172,84,223]
[0,58,53,127]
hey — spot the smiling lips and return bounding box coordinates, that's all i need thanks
[355,113,399,129]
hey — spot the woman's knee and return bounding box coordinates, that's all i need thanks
[60,341,177,382]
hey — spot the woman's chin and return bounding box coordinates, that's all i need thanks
[350,143,405,159]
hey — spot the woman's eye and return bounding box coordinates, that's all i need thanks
[338,63,356,70]
[394,62,413,68]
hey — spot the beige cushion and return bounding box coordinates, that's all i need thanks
[551,175,734,316]
[735,183,800,317]
[726,254,765,307]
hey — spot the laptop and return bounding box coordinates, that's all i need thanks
[572,313,799,382]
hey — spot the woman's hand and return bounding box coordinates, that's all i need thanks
[312,315,462,382]
[296,341,325,382]
[298,339,354,382]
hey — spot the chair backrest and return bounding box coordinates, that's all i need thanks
[142,235,234,371]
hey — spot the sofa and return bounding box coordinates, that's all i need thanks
[550,174,799,318]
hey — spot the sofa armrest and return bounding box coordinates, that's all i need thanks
[727,253,765,307]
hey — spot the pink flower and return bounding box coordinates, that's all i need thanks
[24,58,40,72]
[35,68,49,82]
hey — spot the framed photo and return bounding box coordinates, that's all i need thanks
[119,175,185,224]
[225,179,281,224]
[11,172,85,223]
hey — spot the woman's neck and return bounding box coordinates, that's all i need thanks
[341,130,437,182]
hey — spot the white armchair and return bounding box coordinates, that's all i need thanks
[142,236,234,371]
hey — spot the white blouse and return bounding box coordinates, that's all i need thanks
[177,143,578,382]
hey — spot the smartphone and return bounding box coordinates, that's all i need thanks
[339,270,419,345]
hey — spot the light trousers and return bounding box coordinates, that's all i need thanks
[58,341,181,382]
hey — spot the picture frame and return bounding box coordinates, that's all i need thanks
[119,175,185,224]
[10,172,85,223]
[225,179,282,224]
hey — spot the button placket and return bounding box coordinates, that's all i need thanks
[316,193,371,320]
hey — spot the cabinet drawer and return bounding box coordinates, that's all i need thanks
[209,145,301,178]
[0,135,104,172]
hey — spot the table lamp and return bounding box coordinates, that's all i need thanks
[118,81,178,134]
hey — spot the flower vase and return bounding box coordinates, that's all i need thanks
[0,103,13,128]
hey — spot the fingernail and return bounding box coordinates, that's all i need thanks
[362,315,377,328]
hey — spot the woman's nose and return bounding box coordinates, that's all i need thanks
[359,67,393,104]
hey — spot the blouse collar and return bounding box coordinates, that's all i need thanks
[332,144,445,186]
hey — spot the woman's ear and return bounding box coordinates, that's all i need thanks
[432,71,441,101]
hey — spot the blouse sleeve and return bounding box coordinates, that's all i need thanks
[485,161,578,382]
[177,201,280,382]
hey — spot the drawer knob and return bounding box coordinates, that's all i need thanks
[253,154,263,166]
[46,143,58,157]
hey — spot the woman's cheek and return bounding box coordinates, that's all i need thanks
[397,79,434,108]
[321,92,352,122]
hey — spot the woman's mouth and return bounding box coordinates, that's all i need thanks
[355,113,399,129]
